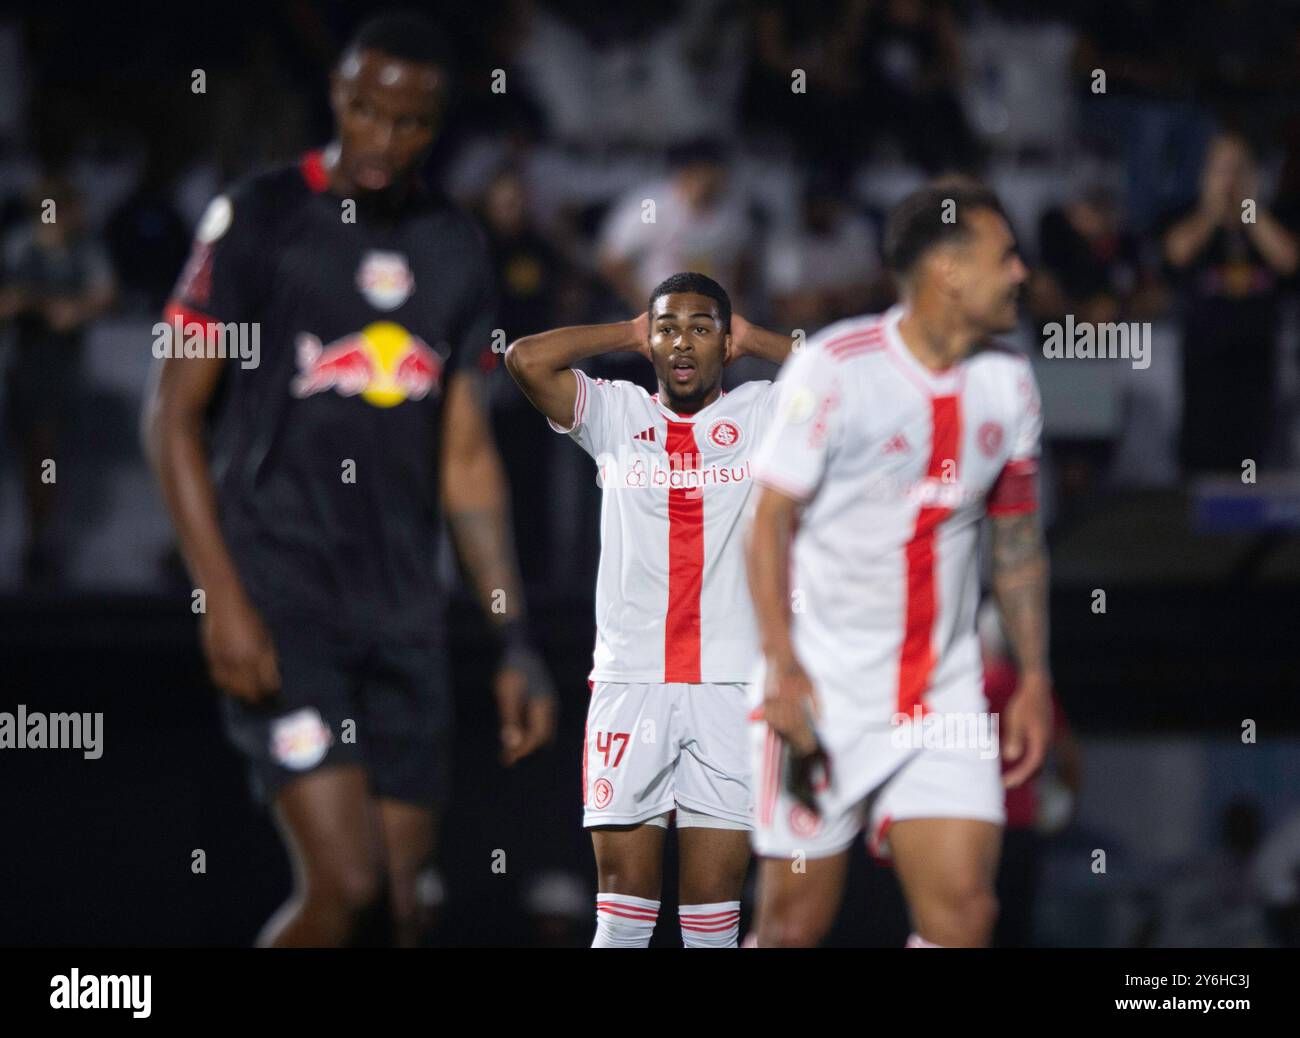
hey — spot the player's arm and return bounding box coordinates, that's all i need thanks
[503,314,648,426]
[728,313,795,365]
[746,484,819,755]
[989,508,1052,788]
[440,368,555,765]
[142,349,279,702]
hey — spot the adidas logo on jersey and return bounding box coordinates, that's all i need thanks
[633,426,657,444]
[881,432,910,455]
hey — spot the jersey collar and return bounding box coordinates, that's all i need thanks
[299,146,430,199]
[882,304,965,397]
[651,387,728,422]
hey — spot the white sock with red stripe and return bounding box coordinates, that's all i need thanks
[592,894,659,947]
[679,901,741,948]
[905,932,943,948]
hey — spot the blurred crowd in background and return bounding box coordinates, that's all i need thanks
[4,1,1300,586]
[3,1,1300,947]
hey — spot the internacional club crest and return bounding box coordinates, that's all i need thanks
[707,417,742,450]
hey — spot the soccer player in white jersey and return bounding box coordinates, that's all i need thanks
[506,272,793,947]
[745,183,1053,947]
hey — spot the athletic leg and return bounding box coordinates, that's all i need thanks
[377,799,440,947]
[590,823,666,946]
[753,850,850,947]
[677,822,749,946]
[258,765,384,947]
[888,817,1002,947]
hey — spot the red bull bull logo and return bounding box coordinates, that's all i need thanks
[357,249,414,310]
[291,321,444,408]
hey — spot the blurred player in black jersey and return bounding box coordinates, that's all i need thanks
[143,13,555,947]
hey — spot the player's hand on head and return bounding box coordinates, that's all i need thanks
[763,651,820,756]
[727,313,753,364]
[200,593,280,703]
[1001,671,1052,789]
[629,311,650,353]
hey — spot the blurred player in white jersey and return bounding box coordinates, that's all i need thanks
[746,183,1053,947]
[506,273,793,946]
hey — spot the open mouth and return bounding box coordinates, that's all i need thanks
[670,358,695,383]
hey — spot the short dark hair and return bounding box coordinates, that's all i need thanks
[884,182,1008,279]
[345,11,454,76]
[648,272,732,331]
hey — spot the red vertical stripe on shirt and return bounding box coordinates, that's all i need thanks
[897,395,961,716]
[664,420,704,682]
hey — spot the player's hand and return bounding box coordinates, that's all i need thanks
[200,591,280,703]
[1001,671,1052,789]
[494,643,557,766]
[726,313,755,365]
[762,651,820,756]
[626,312,651,361]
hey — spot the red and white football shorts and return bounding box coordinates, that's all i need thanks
[748,666,1005,860]
[583,681,753,829]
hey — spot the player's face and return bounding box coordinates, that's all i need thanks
[952,209,1027,335]
[649,292,730,413]
[331,48,445,193]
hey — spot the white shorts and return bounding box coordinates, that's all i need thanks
[582,681,753,829]
[748,667,1005,860]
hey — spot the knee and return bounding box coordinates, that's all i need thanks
[934,883,999,943]
[312,862,384,916]
[385,871,429,932]
[757,906,831,948]
[597,869,659,901]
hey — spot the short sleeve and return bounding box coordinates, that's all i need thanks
[547,369,630,461]
[751,343,843,502]
[167,183,267,326]
[987,360,1043,517]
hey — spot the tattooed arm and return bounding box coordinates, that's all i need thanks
[990,510,1052,788]
[442,368,555,765]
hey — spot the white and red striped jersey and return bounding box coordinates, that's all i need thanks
[551,369,779,682]
[752,305,1042,725]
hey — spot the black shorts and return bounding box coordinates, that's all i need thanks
[221,621,453,808]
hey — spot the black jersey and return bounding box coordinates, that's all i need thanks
[167,150,498,642]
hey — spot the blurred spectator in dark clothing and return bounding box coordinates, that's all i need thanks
[477,167,572,590]
[0,175,115,583]
[741,0,872,175]
[1163,132,1298,474]
[746,0,978,174]
[482,168,566,342]
[105,158,190,313]
[1028,185,1167,518]
[1032,186,1166,328]
[863,0,980,173]
[764,176,883,332]
[1074,0,1213,232]
[979,601,1082,948]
